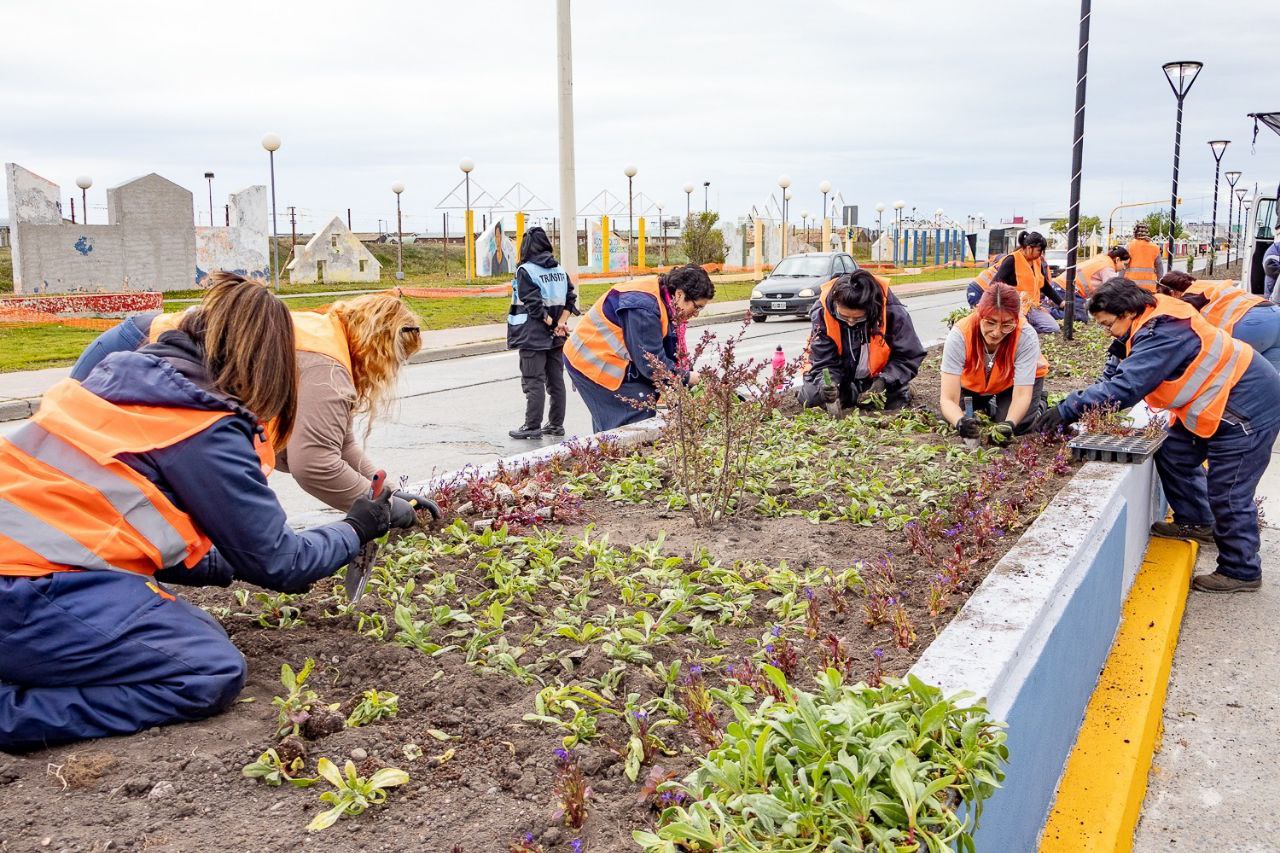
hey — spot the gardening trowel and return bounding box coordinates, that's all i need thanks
[822,368,843,420]
[962,398,979,450]
[345,470,387,603]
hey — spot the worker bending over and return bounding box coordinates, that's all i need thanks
[1033,279,1280,593]
[69,277,435,522]
[941,283,1049,445]
[800,270,925,411]
[987,231,1064,334]
[0,278,415,751]
[1159,271,1280,372]
[1053,247,1130,319]
[1124,222,1164,291]
[565,264,714,433]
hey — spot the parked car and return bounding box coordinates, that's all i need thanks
[1044,249,1068,278]
[749,252,859,322]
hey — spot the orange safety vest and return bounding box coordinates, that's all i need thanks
[1012,250,1048,315]
[1053,254,1116,297]
[974,253,1008,293]
[564,276,669,391]
[0,381,228,578]
[1127,295,1252,438]
[1125,239,1161,290]
[1183,279,1233,302]
[1200,284,1266,334]
[953,313,1050,395]
[815,276,892,377]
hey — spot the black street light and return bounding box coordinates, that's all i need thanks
[1062,0,1091,339]
[702,181,710,213]
[1161,61,1203,264]
[1224,170,1242,267]
[1234,187,1247,265]
[1206,141,1229,273]
[204,172,215,228]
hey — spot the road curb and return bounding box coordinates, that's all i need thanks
[1038,536,1197,852]
[0,399,34,422]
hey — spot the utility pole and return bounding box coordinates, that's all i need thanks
[1062,0,1091,340]
[288,206,298,248]
[347,208,352,230]
[556,0,580,282]
[224,204,230,226]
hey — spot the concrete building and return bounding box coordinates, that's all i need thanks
[286,216,380,284]
[0,217,10,248]
[195,185,270,284]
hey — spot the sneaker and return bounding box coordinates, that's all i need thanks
[1191,572,1261,593]
[1150,521,1215,545]
[508,425,543,439]
[541,425,566,436]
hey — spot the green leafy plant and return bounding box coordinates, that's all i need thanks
[680,211,727,265]
[943,307,973,328]
[241,748,317,788]
[345,689,399,727]
[234,590,304,629]
[306,757,410,831]
[634,669,1007,853]
[273,659,324,737]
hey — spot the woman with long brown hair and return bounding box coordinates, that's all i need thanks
[0,276,415,750]
[70,280,436,520]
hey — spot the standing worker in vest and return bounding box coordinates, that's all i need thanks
[1124,222,1165,291]
[564,264,715,433]
[987,231,1065,333]
[68,279,436,520]
[1158,271,1280,372]
[1053,247,1130,319]
[0,279,416,750]
[1032,279,1280,593]
[800,270,925,411]
[940,283,1049,444]
[507,227,578,439]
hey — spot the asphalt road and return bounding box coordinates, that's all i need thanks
[267,287,966,519]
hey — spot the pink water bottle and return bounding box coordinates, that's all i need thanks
[771,345,785,386]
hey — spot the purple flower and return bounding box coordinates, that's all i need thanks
[770,625,783,637]
[688,664,702,678]
[765,644,775,654]
[633,710,648,722]
[804,587,815,600]
[524,833,536,844]
[725,664,735,677]
[554,747,570,764]
[873,648,884,660]
[571,840,584,853]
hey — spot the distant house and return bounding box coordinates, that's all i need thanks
[0,217,9,248]
[286,216,381,284]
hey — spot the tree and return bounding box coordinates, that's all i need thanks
[680,212,727,265]
[1138,211,1186,240]
[1049,215,1102,236]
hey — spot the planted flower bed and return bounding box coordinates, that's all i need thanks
[0,328,1111,852]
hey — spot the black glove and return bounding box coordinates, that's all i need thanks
[389,496,419,529]
[1030,406,1066,434]
[343,488,394,545]
[855,378,888,407]
[989,421,1015,446]
[955,415,981,439]
[821,383,839,404]
[394,489,443,522]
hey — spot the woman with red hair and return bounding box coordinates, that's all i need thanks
[939,283,1049,444]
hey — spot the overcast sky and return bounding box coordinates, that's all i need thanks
[4,0,1278,234]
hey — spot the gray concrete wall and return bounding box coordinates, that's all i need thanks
[10,224,126,293]
[195,185,269,283]
[107,174,196,292]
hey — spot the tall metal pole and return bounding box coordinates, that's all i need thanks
[1062,0,1091,340]
[393,183,405,280]
[1207,142,1228,273]
[703,181,709,213]
[204,172,215,228]
[555,0,579,282]
[1224,170,1241,267]
[266,147,280,290]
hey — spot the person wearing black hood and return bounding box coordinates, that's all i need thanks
[507,227,578,438]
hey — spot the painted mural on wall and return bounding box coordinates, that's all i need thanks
[286,216,381,284]
[584,218,628,273]
[475,220,516,277]
[195,185,270,283]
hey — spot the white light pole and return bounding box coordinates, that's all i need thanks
[656,203,666,265]
[800,211,810,246]
[460,158,475,281]
[892,200,905,265]
[392,182,405,280]
[261,133,282,290]
[819,180,831,221]
[682,182,694,224]
[75,175,92,226]
[556,0,579,282]
[875,202,885,238]
[624,164,637,273]
[778,175,791,257]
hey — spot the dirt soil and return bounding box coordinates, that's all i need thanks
[0,333,1108,853]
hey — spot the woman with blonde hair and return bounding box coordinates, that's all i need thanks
[70,277,437,520]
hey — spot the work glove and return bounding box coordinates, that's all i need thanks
[989,420,1016,446]
[389,496,419,529]
[343,488,394,545]
[855,378,888,408]
[954,415,981,439]
[821,383,839,404]
[1030,406,1066,434]
[394,489,443,522]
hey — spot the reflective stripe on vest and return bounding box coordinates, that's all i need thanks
[564,276,669,391]
[953,313,1048,395]
[816,276,892,376]
[1201,286,1264,334]
[1125,240,1161,289]
[509,261,570,326]
[1054,254,1115,297]
[0,380,226,577]
[974,254,1007,292]
[1126,295,1252,438]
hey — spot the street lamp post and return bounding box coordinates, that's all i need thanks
[624,165,637,273]
[75,175,92,226]
[657,204,667,265]
[801,211,809,246]
[1161,61,1204,264]
[683,183,693,225]
[392,182,405,280]
[892,200,905,265]
[1235,188,1249,264]
[204,172,215,228]
[702,181,710,213]
[460,158,475,281]
[819,180,831,221]
[777,175,791,258]
[1224,170,1241,267]
[875,202,885,238]
[261,133,282,290]
[1207,140,1229,273]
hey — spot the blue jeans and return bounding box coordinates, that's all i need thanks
[1155,419,1280,581]
[1025,307,1060,334]
[0,572,246,751]
[69,317,148,381]
[1233,305,1280,374]
[966,282,984,308]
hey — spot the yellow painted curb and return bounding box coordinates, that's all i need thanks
[1038,537,1197,853]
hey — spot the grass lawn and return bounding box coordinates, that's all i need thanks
[0,324,102,372]
[886,266,977,284]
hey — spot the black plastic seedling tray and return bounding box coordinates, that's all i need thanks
[1068,431,1167,464]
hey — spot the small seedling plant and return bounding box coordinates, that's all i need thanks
[307,757,410,832]
[273,659,324,738]
[346,689,399,727]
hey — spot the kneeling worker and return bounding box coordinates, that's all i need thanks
[800,270,925,411]
[940,283,1049,444]
[1158,271,1280,372]
[1032,279,1280,593]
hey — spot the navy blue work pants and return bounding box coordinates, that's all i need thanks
[0,572,246,752]
[69,318,147,381]
[1155,419,1280,581]
[564,358,656,434]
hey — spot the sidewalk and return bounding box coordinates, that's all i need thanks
[1133,444,1280,849]
[0,278,970,423]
